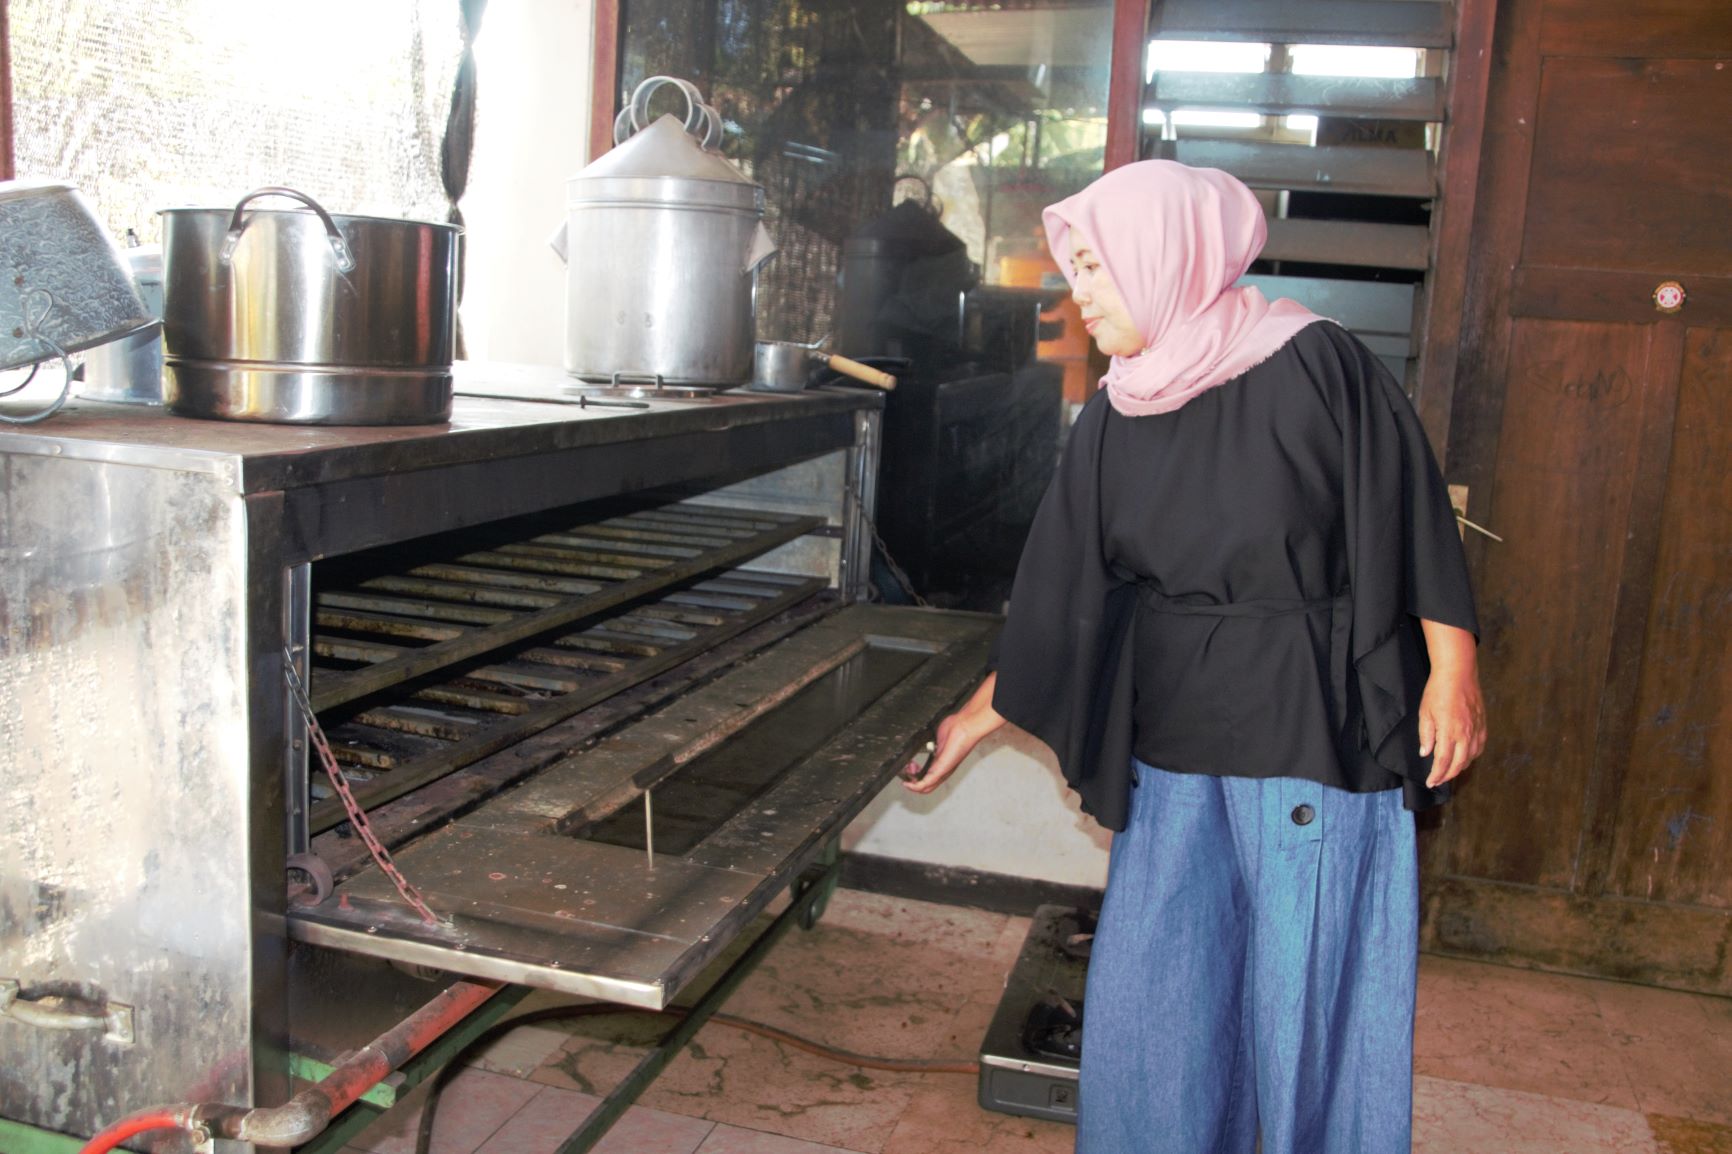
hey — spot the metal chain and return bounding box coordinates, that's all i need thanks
[845,483,930,608]
[283,651,440,926]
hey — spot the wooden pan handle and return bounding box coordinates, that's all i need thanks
[819,353,897,391]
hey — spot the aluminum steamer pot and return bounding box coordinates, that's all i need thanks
[160,187,460,425]
[552,76,776,387]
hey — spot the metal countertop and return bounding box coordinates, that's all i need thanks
[0,362,881,492]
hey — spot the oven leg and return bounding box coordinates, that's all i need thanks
[792,837,841,931]
[548,847,845,1154]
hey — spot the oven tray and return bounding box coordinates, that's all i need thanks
[308,568,826,833]
[287,604,996,1008]
[308,501,822,712]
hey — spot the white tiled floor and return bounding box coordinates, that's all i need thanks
[349,889,1732,1154]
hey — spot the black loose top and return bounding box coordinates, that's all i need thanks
[992,322,1477,832]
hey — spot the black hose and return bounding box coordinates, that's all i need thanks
[0,362,41,398]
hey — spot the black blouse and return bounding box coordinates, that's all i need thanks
[991,322,1478,832]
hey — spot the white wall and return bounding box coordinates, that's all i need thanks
[843,729,1111,889]
[455,10,1110,887]
[460,0,595,365]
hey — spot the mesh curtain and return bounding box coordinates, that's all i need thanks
[620,0,899,346]
[9,0,464,241]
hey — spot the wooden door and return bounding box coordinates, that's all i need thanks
[1420,1,1732,994]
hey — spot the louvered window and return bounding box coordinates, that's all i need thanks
[1139,0,1452,388]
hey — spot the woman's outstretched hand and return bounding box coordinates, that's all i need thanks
[1418,620,1487,788]
[902,672,1006,794]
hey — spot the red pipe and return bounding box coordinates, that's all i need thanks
[78,979,502,1153]
[588,0,621,163]
[78,1108,199,1154]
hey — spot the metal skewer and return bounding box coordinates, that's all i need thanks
[454,391,652,410]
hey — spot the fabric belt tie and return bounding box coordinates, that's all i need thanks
[1138,590,1345,618]
[1138,589,1356,742]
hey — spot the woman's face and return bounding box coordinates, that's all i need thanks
[1070,236,1144,358]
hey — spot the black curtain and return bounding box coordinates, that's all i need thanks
[441,0,487,356]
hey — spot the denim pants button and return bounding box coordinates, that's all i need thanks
[1290,803,1316,826]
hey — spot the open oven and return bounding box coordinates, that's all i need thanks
[0,367,997,1151]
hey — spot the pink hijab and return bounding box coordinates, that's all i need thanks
[1042,160,1326,417]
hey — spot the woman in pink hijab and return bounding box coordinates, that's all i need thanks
[906,161,1486,1151]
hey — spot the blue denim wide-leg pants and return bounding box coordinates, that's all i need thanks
[1076,761,1419,1154]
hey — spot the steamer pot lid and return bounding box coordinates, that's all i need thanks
[567,114,762,212]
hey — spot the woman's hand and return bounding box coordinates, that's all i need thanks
[1418,620,1487,788]
[901,673,1006,795]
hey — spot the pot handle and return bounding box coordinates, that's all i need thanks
[892,173,940,217]
[694,102,723,151]
[219,186,357,274]
[611,105,637,147]
[0,978,134,1045]
[617,76,722,150]
[624,76,707,141]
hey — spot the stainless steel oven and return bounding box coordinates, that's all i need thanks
[0,364,995,1151]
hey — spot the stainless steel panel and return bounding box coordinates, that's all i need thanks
[287,605,996,1008]
[0,371,878,498]
[691,403,881,600]
[0,452,272,1145]
[279,415,858,564]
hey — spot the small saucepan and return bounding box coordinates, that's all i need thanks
[752,339,897,393]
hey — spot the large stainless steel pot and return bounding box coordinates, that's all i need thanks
[79,242,165,405]
[160,187,460,425]
[552,77,775,387]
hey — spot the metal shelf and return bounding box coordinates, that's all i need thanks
[308,566,827,833]
[290,604,1000,1007]
[308,501,822,712]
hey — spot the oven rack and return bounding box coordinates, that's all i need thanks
[302,501,826,834]
[307,501,823,713]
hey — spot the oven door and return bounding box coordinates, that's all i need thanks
[286,603,995,1008]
